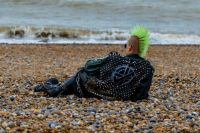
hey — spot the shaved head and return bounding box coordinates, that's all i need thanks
[126,36,139,55]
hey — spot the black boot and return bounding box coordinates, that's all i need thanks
[34,78,64,97]
[34,78,59,92]
[34,84,46,92]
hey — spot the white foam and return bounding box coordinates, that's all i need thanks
[0,30,200,45]
[150,33,200,44]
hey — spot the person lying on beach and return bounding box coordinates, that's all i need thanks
[34,26,154,101]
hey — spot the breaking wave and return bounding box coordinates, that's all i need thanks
[0,26,200,45]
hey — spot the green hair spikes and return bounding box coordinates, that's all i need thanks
[130,26,150,58]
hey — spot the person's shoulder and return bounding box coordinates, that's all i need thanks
[143,59,155,72]
[107,51,121,57]
[126,55,154,72]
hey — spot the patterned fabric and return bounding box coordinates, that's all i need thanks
[75,52,154,101]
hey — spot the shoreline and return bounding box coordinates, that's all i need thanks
[0,43,200,46]
[0,44,199,132]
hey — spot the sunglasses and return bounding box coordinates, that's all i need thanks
[124,44,127,48]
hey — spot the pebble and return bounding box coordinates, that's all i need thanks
[135,128,142,132]
[86,120,94,125]
[87,125,96,131]
[40,109,46,114]
[16,121,22,126]
[124,108,133,114]
[149,118,156,123]
[147,125,153,129]
[20,124,29,128]
[66,95,74,102]
[87,122,101,131]
[71,113,79,118]
[70,120,80,126]
[126,130,133,133]
[191,112,198,116]
[37,114,45,119]
[7,121,15,128]
[9,95,15,101]
[47,106,53,110]
[14,111,22,116]
[0,128,5,133]
[2,122,8,128]
[86,107,96,114]
[93,122,101,128]
[48,121,58,128]
[77,98,83,103]
[190,122,199,127]
[186,115,193,120]
[135,107,142,113]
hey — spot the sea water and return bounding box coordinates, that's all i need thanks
[0,0,200,44]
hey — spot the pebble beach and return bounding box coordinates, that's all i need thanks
[0,44,199,132]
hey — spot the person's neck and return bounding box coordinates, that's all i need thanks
[126,50,139,56]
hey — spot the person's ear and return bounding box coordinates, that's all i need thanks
[128,45,133,51]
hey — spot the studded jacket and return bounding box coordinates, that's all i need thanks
[75,52,154,101]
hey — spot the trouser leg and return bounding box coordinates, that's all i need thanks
[34,70,98,98]
[61,71,95,98]
[62,76,77,95]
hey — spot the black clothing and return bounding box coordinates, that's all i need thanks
[34,78,64,97]
[34,52,154,101]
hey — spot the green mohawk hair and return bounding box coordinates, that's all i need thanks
[130,26,150,58]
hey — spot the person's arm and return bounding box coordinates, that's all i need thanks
[84,57,107,72]
[84,51,121,72]
[131,66,154,101]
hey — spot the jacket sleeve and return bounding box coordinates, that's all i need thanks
[131,65,154,101]
[84,51,120,72]
[84,57,107,73]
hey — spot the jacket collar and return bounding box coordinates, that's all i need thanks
[126,54,143,59]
